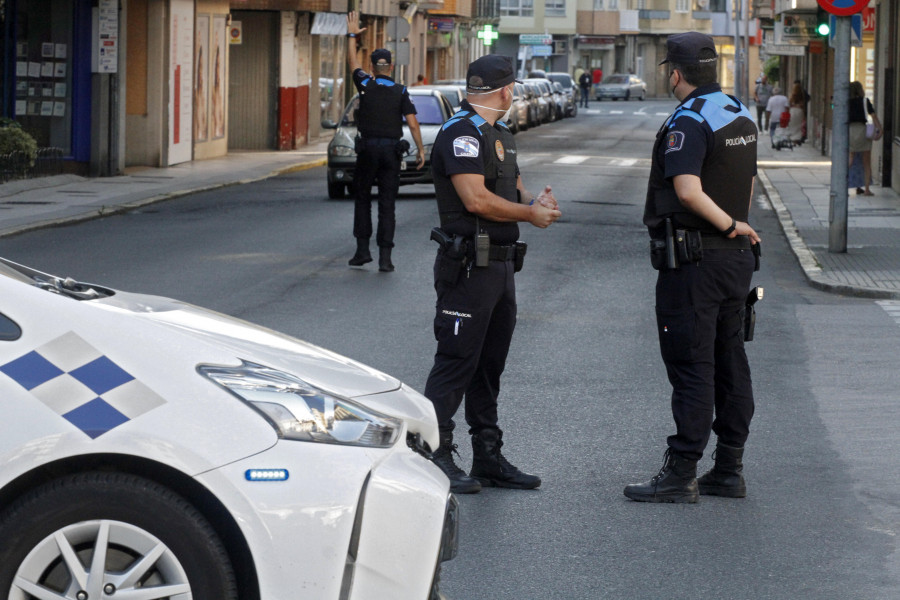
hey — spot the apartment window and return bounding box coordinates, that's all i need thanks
[608,0,618,8]
[593,0,604,8]
[500,0,534,16]
[546,0,565,16]
[676,0,690,11]
[636,0,646,8]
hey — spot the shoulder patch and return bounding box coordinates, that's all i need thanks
[453,136,480,158]
[665,131,685,153]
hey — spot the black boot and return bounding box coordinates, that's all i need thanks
[623,448,699,503]
[348,239,372,266]
[378,247,394,272]
[431,432,481,494]
[470,429,541,489]
[698,443,746,498]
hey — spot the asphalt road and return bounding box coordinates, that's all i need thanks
[2,99,899,599]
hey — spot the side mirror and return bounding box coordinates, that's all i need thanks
[321,119,338,129]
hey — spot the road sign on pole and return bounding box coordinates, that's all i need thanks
[828,15,852,253]
[817,0,867,17]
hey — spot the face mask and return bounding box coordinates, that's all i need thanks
[468,88,513,122]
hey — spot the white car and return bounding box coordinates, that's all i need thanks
[0,257,457,600]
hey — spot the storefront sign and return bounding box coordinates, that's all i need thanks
[776,14,816,43]
[764,42,807,56]
[428,17,454,33]
[531,45,553,57]
[519,34,553,45]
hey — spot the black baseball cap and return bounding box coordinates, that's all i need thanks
[371,49,391,66]
[466,55,521,92]
[659,32,718,65]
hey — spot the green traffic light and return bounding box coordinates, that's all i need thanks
[817,22,830,36]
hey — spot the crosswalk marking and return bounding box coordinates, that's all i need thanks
[876,301,900,327]
[554,155,591,165]
[611,159,637,167]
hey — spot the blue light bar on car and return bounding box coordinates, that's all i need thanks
[245,469,289,482]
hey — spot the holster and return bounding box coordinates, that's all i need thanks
[431,227,468,285]
[395,139,411,159]
[514,241,527,272]
[674,229,703,264]
[354,134,362,154]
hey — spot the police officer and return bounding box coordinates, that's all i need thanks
[345,12,425,272]
[424,55,561,494]
[624,33,762,503]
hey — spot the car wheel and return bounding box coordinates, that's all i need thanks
[639,91,645,101]
[0,472,239,600]
[328,180,346,199]
[625,91,630,101]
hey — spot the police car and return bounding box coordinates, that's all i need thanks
[0,256,457,600]
[323,88,455,199]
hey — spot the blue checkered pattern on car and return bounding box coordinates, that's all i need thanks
[0,332,166,439]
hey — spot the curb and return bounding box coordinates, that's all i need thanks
[0,157,327,241]
[757,168,900,300]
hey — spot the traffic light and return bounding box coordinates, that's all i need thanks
[816,8,830,36]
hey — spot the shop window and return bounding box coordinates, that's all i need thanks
[13,0,75,156]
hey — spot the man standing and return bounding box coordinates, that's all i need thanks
[765,86,790,141]
[625,32,761,503]
[753,75,773,130]
[578,69,592,108]
[346,12,425,272]
[424,55,561,494]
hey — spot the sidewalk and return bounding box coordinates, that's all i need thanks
[1,135,899,299]
[0,139,329,239]
[757,135,900,299]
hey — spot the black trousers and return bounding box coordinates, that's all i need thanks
[580,85,590,107]
[354,144,400,248]
[424,256,517,436]
[655,249,756,461]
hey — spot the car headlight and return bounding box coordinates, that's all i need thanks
[198,361,401,447]
[330,145,356,157]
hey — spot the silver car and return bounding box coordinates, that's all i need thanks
[323,88,454,199]
[595,74,647,101]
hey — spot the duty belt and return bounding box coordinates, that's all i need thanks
[699,232,752,250]
[361,137,399,146]
[488,244,517,261]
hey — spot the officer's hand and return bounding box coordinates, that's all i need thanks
[732,221,761,244]
[535,185,558,210]
[416,149,425,170]
[529,202,561,228]
[347,11,366,35]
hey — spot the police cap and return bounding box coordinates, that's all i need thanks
[659,32,718,66]
[466,55,521,92]
[371,49,392,66]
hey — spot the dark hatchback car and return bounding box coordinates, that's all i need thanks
[323,88,454,199]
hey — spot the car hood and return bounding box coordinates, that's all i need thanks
[96,291,401,397]
[332,122,441,153]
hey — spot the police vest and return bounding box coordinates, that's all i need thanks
[643,91,757,234]
[357,75,406,140]
[434,109,519,243]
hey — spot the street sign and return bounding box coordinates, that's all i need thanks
[387,16,411,40]
[519,34,552,45]
[817,0,867,17]
[531,45,552,57]
[828,13,862,47]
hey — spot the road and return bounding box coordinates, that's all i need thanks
[2,98,899,599]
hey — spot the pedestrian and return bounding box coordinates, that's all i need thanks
[424,54,562,494]
[753,75,772,130]
[578,69,592,108]
[764,86,789,143]
[848,80,883,196]
[412,73,426,86]
[626,32,761,503]
[345,11,425,272]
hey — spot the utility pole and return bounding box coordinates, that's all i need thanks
[828,16,851,253]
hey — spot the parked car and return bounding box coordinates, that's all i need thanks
[595,74,647,101]
[323,87,455,199]
[506,82,532,133]
[546,72,578,117]
[419,84,465,112]
[0,256,457,599]
[521,82,542,128]
[524,78,555,122]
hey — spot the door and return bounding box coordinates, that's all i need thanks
[227,10,278,150]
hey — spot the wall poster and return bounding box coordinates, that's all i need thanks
[194,15,210,142]
[168,0,193,165]
[212,15,227,139]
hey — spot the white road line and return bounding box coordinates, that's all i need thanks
[611,159,637,167]
[876,301,900,327]
[610,110,624,114]
[554,155,591,165]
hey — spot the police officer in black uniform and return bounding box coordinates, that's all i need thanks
[346,12,425,272]
[624,33,762,503]
[424,55,562,494]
